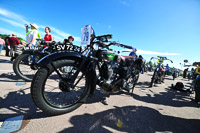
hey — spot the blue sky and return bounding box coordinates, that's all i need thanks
[0,0,200,69]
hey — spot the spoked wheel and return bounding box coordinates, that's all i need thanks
[13,53,42,81]
[150,71,157,87]
[31,59,91,115]
[125,70,140,93]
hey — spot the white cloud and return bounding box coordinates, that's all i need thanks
[0,8,81,42]
[120,0,130,6]
[108,25,112,29]
[137,49,181,55]
[0,17,25,28]
[0,27,25,39]
[0,8,29,24]
[121,49,181,56]
[50,26,81,42]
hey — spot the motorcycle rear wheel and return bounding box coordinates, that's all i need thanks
[13,53,42,81]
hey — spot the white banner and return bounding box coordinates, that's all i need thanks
[81,25,91,45]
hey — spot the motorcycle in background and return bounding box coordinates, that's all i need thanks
[191,65,200,103]
[172,68,179,80]
[149,56,173,87]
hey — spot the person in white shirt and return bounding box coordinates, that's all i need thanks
[26,24,41,47]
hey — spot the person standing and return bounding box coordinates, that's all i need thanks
[4,34,11,56]
[0,36,5,54]
[9,33,20,61]
[165,64,170,75]
[25,24,41,63]
[138,55,145,74]
[26,24,41,47]
[183,68,188,78]
[44,27,54,43]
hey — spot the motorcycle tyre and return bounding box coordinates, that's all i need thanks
[31,59,91,115]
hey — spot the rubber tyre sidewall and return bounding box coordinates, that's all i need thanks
[195,78,200,102]
[31,59,91,115]
[150,71,157,87]
[13,53,42,82]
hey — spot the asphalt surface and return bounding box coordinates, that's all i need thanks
[0,52,200,133]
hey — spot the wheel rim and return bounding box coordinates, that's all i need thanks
[18,54,40,80]
[42,63,87,109]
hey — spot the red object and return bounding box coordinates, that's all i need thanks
[44,34,54,41]
[9,37,20,46]
[160,67,164,71]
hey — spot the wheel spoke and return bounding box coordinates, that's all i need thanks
[43,61,87,108]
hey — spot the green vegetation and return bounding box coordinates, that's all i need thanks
[0,34,26,42]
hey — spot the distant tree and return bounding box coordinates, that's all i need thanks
[153,63,157,68]
[0,34,26,43]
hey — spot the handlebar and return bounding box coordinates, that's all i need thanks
[36,39,56,46]
[150,56,173,63]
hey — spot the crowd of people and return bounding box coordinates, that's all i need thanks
[0,23,75,61]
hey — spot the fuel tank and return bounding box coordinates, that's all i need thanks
[96,50,121,62]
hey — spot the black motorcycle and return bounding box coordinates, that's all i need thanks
[149,56,173,87]
[13,40,81,81]
[31,32,142,115]
[172,68,179,80]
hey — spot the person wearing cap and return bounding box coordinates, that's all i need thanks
[0,36,5,54]
[44,27,54,43]
[63,36,74,45]
[9,33,20,60]
[26,23,41,47]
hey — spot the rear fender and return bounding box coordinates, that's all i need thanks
[23,50,44,56]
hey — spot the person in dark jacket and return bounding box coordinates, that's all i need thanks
[63,36,74,45]
[4,34,11,56]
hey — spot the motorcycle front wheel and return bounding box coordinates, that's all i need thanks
[126,70,140,93]
[150,71,157,87]
[31,59,91,115]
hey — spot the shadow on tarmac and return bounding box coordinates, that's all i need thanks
[0,87,49,122]
[0,73,19,82]
[58,105,200,133]
[133,86,199,108]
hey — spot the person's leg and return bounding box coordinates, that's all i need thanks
[5,44,9,56]
[141,67,144,74]
[0,44,3,53]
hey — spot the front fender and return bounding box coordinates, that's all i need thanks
[37,51,82,67]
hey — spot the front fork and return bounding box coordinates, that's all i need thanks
[50,49,97,91]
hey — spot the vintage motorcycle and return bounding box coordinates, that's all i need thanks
[13,40,81,81]
[31,31,142,115]
[149,56,173,87]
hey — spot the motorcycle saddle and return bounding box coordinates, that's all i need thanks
[121,56,135,62]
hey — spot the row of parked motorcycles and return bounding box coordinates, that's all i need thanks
[149,56,200,103]
[12,27,144,115]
